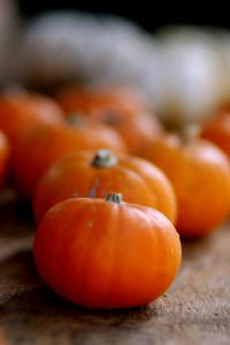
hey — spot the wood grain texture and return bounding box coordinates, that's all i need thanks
[0,188,229,345]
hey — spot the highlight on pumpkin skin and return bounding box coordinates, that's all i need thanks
[34,194,182,309]
[136,129,230,238]
[33,149,177,224]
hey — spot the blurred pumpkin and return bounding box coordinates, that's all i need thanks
[0,91,64,146]
[137,131,230,238]
[57,86,162,152]
[201,111,230,158]
[66,113,127,152]
[13,122,126,196]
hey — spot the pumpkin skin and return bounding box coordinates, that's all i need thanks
[13,123,126,197]
[0,92,64,145]
[33,149,177,224]
[201,114,230,158]
[0,130,10,186]
[57,86,146,115]
[57,86,163,152]
[137,134,230,238]
[34,194,182,309]
[65,113,127,153]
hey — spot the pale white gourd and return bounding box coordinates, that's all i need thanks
[156,26,228,129]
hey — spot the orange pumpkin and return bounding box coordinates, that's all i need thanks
[34,193,181,309]
[214,103,230,116]
[137,133,230,238]
[0,130,10,186]
[57,86,162,152]
[13,122,126,197]
[65,113,127,152]
[57,85,147,116]
[0,91,64,146]
[33,149,177,224]
[201,113,230,158]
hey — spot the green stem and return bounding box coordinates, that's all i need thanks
[106,193,123,204]
[91,150,117,168]
[179,124,201,144]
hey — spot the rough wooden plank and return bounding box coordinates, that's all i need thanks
[0,188,229,344]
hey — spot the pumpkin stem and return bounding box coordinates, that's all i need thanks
[106,192,123,204]
[179,124,201,144]
[91,149,117,168]
[67,113,86,127]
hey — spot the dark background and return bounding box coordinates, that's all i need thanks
[17,1,229,32]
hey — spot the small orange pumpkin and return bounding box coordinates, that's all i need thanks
[57,86,162,152]
[201,113,230,158]
[33,149,177,224]
[57,85,146,117]
[34,193,181,309]
[13,122,126,197]
[137,132,230,238]
[65,113,127,153]
[0,91,64,145]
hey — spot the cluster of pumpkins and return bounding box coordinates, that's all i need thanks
[0,85,230,309]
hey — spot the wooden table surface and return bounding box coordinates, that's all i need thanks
[0,188,230,345]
